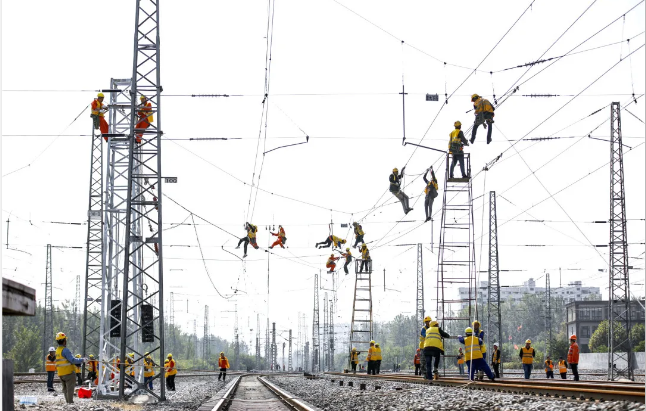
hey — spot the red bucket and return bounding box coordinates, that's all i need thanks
[77,387,93,399]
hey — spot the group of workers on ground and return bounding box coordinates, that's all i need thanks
[414,317,581,382]
[45,330,229,403]
[349,340,383,375]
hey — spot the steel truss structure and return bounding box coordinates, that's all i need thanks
[43,244,53,369]
[349,259,373,368]
[288,329,293,371]
[323,293,329,371]
[436,153,476,334]
[608,102,634,381]
[545,273,552,358]
[487,191,502,376]
[416,244,424,340]
[312,273,320,373]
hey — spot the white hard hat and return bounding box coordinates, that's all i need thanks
[48,347,55,351]
[493,342,499,346]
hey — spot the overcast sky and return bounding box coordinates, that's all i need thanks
[2,0,645,349]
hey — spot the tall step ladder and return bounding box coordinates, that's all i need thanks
[348,259,373,369]
[436,153,476,338]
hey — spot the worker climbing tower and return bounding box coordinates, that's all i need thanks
[608,102,634,381]
[348,255,373,368]
[436,153,476,335]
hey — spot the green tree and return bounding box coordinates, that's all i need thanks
[629,323,645,346]
[589,320,628,352]
[6,325,42,372]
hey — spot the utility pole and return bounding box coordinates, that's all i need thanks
[256,314,260,370]
[203,305,209,369]
[73,275,80,346]
[416,243,424,344]
[329,297,335,371]
[43,244,53,370]
[487,191,503,376]
[272,322,277,371]
[304,341,310,372]
[297,313,302,370]
[234,304,239,370]
[312,273,320,373]
[169,292,175,352]
[608,102,634,380]
[193,319,197,361]
[545,273,552,358]
[265,318,270,371]
[323,293,328,371]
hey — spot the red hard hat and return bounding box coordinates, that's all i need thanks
[570,335,577,341]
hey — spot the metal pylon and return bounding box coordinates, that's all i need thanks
[312,273,320,373]
[329,296,335,371]
[349,258,373,368]
[608,102,634,381]
[323,293,328,371]
[288,329,293,371]
[272,322,277,371]
[436,153,476,334]
[203,305,209,367]
[256,314,261,370]
[545,273,552,358]
[416,243,424,338]
[43,244,53,370]
[487,191,502,376]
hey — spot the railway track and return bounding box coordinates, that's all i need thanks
[198,374,318,411]
[325,372,645,403]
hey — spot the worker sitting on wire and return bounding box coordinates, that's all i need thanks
[470,93,495,144]
[389,166,413,214]
[269,225,287,249]
[352,222,365,248]
[326,254,340,273]
[359,243,371,273]
[449,121,469,179]
[341,247,353,275]
[315,234,346,249]
[135,95,153,144]
[235,222,259,258]
[91,92,109,139]
[422,166,438,222]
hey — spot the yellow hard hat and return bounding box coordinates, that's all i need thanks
[55,332,67,341]
[89,354,95,358]
[465,327,473,334]
[140,95,146,100]
[525,339,532,344]
[346,248,350,251]
[430,321,439,327]
[145,352,150,356]
[341,239,346,244]
[167,353,173,358]
[424,316,431,322]
[471,94,479,101]
[393,168,398,173]
[352,347,356,351]
[128,353,134,358]
[220,352,224,355]
[75,354,81,358]
[370,340,375,344]
[97,92,105,98]
[454,121,462,128]
[375,343,380,347]
[472,320,481,327]
[361,243,367,248]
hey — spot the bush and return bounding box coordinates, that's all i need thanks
[633,341,645,352]
[592,344,608,353]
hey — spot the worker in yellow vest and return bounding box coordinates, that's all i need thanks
[218,352,230,381]
[143,352,156,390]
[419,316,431,378]
[544,356,555,379]
[366,341,376,375]
[457,348,465,376]
[373,343,383,374]
[45,347,57,392]
[458,327,495,381]
[472,320,486,380]
[74,354,83,386]
[424,320,451,380]
[491,343,501,378]
[236,223,259,258]
[165,354,177,391]
[350,348,360,374]
[518,339,536,379]
[558,357,568,379]
[448,121,470,179]
[54,332,85,404]
[352,222,365,248]
[389,166,413,214]
[422,167,439,222]
[316,234,346,249]
[470,94,495,144]
[86,354,98,383]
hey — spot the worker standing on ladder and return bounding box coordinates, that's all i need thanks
[236,222,259,258]
[341,247,353,275]
[359,243,371,273]
[449,121,469,179]
[424,320,450,380]
[422,166,438,222]
[470,94,495,144]
[269,225,286,249]
[91,92,109,138]
[420,316,431,378]
[315,234,346,249]
[389,167,413,214]
[352,222,365,248]
[135,95,153,144]
[325,254,340,273]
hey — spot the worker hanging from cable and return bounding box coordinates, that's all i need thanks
[135,95,153,144]
[91,92,109,139]
[341,247,353,275]
[449,121,469,179]
[269,225,287,249]
[325,254,340,273]
[422,166,438,222]
[315,234,346,249]
[389,166,413,214]
[235,222,259,258]
[470,94,495,144]
[352,222,365,249]
[359,243,371,273]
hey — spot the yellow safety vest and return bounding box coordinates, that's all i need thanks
[558,360,567,374]
[144,358,154,377]
[355,226,364,236]
[545,360,554,373]
[492,348,500,364]
[474,98,494,114]
[373,347,382,361]
[247,225,257,239]
[55,346,76,376]
[424,326,443,350]
[361,248,370,260]
[457,352,464,364]
[521,347,534,364]
[351,351,359,364]
[165,359,177,377]
[463,336,483,361]
[424,180,438,195]
[366,347,373,361]
[449,129,463,153]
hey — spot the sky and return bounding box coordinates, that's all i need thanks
[1,0,645,352]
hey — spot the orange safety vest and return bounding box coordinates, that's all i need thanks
[91,99,105,117]
[218,357,230,369]
[414,353,421,365]
[138,101,153,123]
[567,342,579,364]
[558,360,567,374]
[457,352,464,365]
[87,360,98,373]
[521,347,534,365]
[45,355,57,372]
[544,360,554,373]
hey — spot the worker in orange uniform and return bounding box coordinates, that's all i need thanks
[135,95,153,144]
[143,352,156,390]
[165,353,177,391]
[558,357,568,379]
[423,167,439,222]
[340,248,353,275]
[414,348,422,375]
[491,343,501,378]
[45,347,57,392]
[236,222,259,258]
[470,93,495,144]
[457,348,465,376]
[54,332,85,404]
[567,334,580,381]
[449,121,470,179]
[518,339,535,379]
[91,92,109,138]
[86,354,98,383]
[326,254,340,273]
[269,225,287,249]
[217,352,230,381]
[366,340,376,375]
[544,356,555,378]
[350,348,360,374]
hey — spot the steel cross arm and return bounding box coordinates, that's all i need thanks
[404,141,447,153]
[263,136,309,155]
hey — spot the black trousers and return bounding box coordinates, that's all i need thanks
[376,360,381,374]
[353,235,364,247]
[546,370,554,378]
[571,364,579,381]
[472,112,494,142]
[560,372,567,379]
[316,237,333,248]
[367,361,376,375]
[344,260,351,274]
[359,260,370,273]
[414,364,421,375]
[76,373,82,386]
[166,374,176,390]
[351,362,357,372]
[424,194,435,220]
[450,153,466,178]
[218,367,227,381]
[492,363,500,378]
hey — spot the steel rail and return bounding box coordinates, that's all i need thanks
[258,375,320,410]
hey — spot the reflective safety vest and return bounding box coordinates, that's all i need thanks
[138,101,153,123]
[424,326,443,350]
[474,98,494,114]
[91,99,105,117]
[419,326,428,349]
[424,180,438,195]
[165,359,177,377]
[521,347,535,365]
[75,362,81,374]
[144,358,155,377]
[278,227,285,238]
[331,235,344,245]
[558,360,567,374]
[45,355,57,372]
[326,256,337,266]
[125,357,135,376]
[544,360,554,373]
[351,351,359,364]
[247,225,257,239]
[414,353,421,365]
[354,226,364,236]
[457,352,464,365]
[366,347,374,361]
[55,346,76,376]
[480,342,487,354]
[373,347,382,361]
[343,251,352,262]
[218,357,230,369]
[361,248,370,260]
[463,336,483,361]
[87,359,98,373]
[449,129,464,153]
[492,348,501,364]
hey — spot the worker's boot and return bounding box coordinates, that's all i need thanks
[433,369,439,380]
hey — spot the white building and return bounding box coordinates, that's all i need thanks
[458,278,601,308]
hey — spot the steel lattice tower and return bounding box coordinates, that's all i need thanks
[203,305,209,367]
[288,329,293,371]
[416,243,424,337]
[545,273,552,358]
[329,297,335,371]
[312,273,320,373]
[487,191,502,376]
[272,322,277,371]
[234,304,239,370]
[323,293,328,371]
[608,102,634,381]
[43,244,53,369]
[81,116,104,377]
[256,314,261,370]
[265,318,270,370]
[436,153,476,334]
